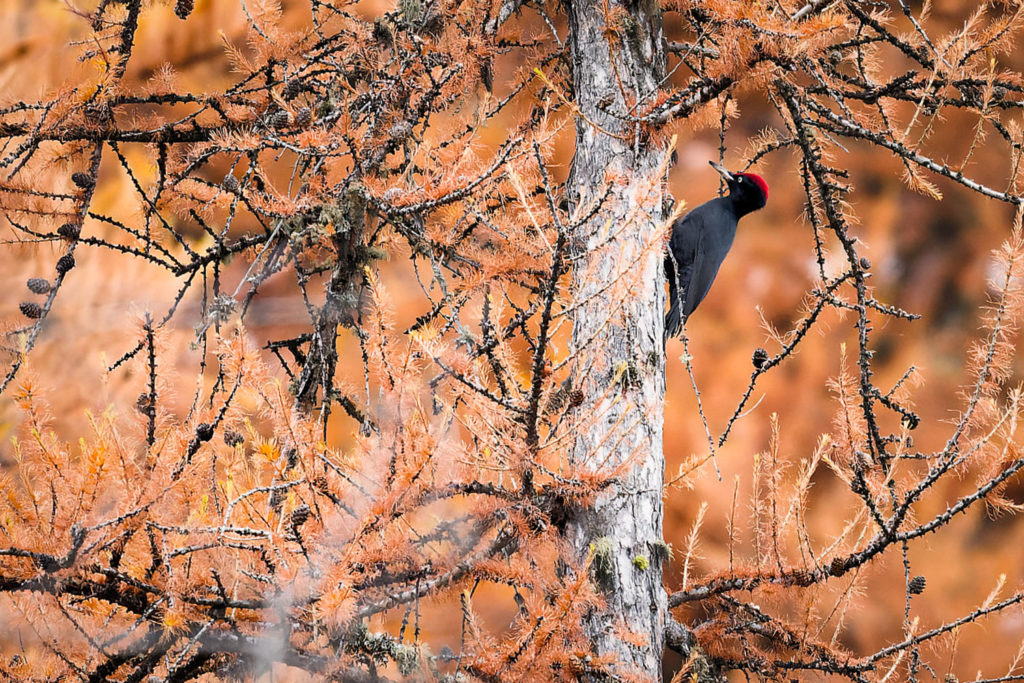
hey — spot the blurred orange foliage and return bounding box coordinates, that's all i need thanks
[1,1,1024,681]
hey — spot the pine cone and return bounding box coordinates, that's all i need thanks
[26,278,51,294]
[136,393,155,416]
[57,223,81,240]
[283,80,303,99]
[174,0,194,19]
[909,575,926,595]
[56,254,76,274]
[290,504,311,529]
[270,110,291,129]
[71,172,94,189]
[195,422,214,442]
[752,347,769,369]
[19,302,43,319]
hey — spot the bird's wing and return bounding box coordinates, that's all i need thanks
[687,241,725,318]
[669,213,706,320]
[681,237,706,319]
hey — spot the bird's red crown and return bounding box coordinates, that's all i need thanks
[738,172,769,200]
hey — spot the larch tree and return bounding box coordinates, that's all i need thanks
[2,1,1024,682]
[564,1,670,676]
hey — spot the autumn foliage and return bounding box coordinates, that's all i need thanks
[2,0,1024,681]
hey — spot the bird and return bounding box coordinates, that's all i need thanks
[664,160,769,340]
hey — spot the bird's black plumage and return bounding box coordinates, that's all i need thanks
[665,161,768,339]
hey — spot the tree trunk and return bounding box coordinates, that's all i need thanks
[566,1,668,678]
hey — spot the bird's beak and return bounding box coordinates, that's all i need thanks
[709,160,734,181]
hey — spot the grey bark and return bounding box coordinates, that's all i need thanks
[566,1,669,679]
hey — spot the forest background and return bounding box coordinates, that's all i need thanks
[1,0,1023,681]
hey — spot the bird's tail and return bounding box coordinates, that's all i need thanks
[664,299,683,342]
[664,253,683,342]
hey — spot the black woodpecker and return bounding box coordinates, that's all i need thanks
[664,161,769,339]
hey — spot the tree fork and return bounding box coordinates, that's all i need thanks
[565,1,669,677]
